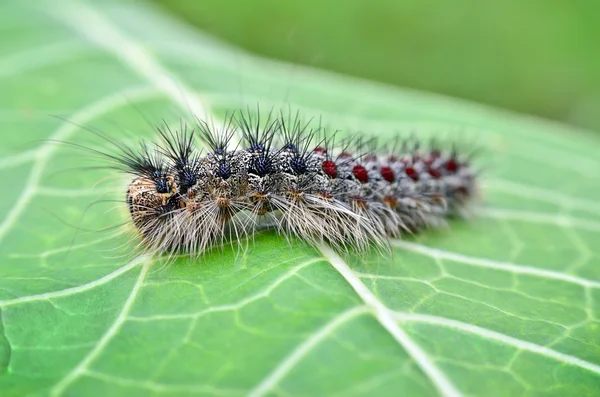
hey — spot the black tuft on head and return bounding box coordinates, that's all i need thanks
[250,154,272,177]
[217,162,231,179]
[237,107,279,178]
[290,157,307,174]
[154,178,171,194]
[277,109,323,176]
[151,170,172,194]
[179,168,197,193]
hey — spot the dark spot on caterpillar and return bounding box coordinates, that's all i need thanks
[154,178,171,194]
[322,160,337,178]
[352,165,369,183]
[217,162,231,179]
[178,169,197,193]
[380,166,394,183]
[446,158,459,172]
[428,167,442,179]
[127,193,134,216]
[405,167,419,181]
[314,146,327,154]
[290,157,307,174]
[251,155,272,177]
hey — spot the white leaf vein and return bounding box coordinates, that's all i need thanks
[485,179,600,216]
[84,369,245,396]
[318,244,463,397]
[50,259,152,396]
[248,306,370,397]
[481,208,600,232]
[128,257,323,322]
[0,41,89,79]
[0,254,149,307]
[394,312,600,374]
[48,0,209,120]
[391,240,600,289]
[0,149,39,170]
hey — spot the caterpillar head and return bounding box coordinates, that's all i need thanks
[126,175,178,233]
[151,170,177,196]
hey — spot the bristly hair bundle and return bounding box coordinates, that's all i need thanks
[84,109,479,257]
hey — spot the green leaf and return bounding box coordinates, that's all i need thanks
[1,1,600,396]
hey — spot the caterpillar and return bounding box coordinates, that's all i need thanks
[79,108,478,257]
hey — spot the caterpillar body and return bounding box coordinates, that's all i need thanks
[91,110,477,257]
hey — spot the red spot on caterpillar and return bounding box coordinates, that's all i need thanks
[445,159,458,172]
[352,165,369,183]
[322,160,337,178]
[313,146,327,154]
[339,151,353,158]
[380,166,394,183]
[428,167,442,179]
[405,167,419,181]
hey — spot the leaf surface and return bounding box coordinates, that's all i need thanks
[1,1,600,396]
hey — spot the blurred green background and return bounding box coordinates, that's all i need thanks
[152,0,600,131]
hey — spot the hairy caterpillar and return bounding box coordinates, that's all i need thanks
[78,108,477,257]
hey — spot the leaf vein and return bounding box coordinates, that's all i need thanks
[391,240,600,289]
[48,0,209,120]
[247,306,370,397]
[318,244,463,397]
[482,208,600,232]
[128,258,323,321]
[0,254,148,307]
[50,259,152,396]
[394,312,600,374]
[485,179,600,215]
